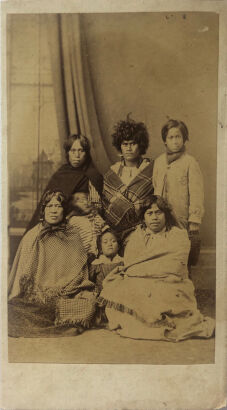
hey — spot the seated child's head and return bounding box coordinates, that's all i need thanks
[98,229,119,259]
[161,119,189,153]
[69,191,93,215]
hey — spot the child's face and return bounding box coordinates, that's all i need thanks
[165,127,184,153]
[72,192,92,214]
[101,232,119,258]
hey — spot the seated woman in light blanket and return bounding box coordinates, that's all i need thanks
[99,195,215,341]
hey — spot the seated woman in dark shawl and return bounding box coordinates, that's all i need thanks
[26,134,103,232]
[100,195,215,342]
[8,190,97,337]
[102,115,154,239]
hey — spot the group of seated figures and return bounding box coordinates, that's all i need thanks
[8,116,214,341]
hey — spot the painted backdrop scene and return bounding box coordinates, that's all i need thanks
[7,12,217,364]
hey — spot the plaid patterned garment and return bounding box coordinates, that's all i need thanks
[8,222,97,334]
[56,290,97,327]
[102,160,154,233]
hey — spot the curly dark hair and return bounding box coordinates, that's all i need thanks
[161,119,189,143]
[141,195,177,231]
[63,134,91,164]
[112,114,149,155]
[40,190,68,222]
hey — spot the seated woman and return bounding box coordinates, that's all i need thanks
[99,195,215,341]
[102,115,154,239]
[8,190,97,337]
[26,134,103,232]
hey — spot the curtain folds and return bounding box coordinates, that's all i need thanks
[44,14,111,174]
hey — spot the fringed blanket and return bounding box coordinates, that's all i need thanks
[100,226,215,341]
[102,161,154,233]
[8,223,97,337]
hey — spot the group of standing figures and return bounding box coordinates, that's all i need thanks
[8,117,215,341]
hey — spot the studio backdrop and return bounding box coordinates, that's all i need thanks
[7,12,218,252]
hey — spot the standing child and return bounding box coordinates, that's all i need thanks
[90,229,124,293]
[153,119,204,266]
[89,229,124,326]
[67,191,107,261]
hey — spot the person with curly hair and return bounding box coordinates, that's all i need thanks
[102,115,154,238]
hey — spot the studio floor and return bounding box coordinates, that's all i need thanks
[8,249,216,365]
[8,327,215,365]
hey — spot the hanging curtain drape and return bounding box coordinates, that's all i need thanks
[44,14,111,174]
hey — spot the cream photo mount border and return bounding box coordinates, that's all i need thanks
[1,2,227,410]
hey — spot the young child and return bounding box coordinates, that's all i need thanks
[89,229,124,326]
[153,119,204,266]
[67,191,107,261]
[90,229,124,294]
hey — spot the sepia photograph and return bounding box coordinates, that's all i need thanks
[6,11,217,365]
[1,2,227,409]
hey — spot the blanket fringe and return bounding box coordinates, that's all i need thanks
[97,296,176,329]
[55,318,92,328]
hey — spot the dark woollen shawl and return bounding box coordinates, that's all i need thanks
[26,159,103,232]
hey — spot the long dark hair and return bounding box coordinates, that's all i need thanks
[40,190,68,222]
[141,195,177,231]
[63,134,91,164]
